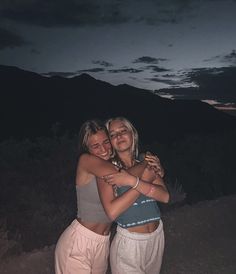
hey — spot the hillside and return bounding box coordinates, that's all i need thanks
[1,65,236,143]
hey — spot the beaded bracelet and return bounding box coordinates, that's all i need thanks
[132,177,140,189]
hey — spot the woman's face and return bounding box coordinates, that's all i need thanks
[108,120,133,153]
[87,130,112,160]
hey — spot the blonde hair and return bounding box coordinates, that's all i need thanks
[105,116,139,160]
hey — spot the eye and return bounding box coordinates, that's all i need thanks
[121,129,128,134]
[91,145,99,149]
[110,133,116,139]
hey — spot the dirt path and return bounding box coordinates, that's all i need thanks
[161,195,236,274]
[0,195,235,274]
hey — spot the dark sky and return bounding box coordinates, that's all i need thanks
[1,0,236,114]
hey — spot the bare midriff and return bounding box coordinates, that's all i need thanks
[127,220,159,233]
[78,218,111,235]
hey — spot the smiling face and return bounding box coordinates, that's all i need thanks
[87,129,112,160]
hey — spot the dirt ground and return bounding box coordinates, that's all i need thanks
[161,194,236,274]
[0,194,235,274]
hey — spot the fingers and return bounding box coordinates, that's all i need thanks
[145,153,161,172]
[101,171,119,179]
[144,151,165,178]
[145,162,165,178]
[102,174,113,182]
[102,173,119,185]
[145,155,160,162]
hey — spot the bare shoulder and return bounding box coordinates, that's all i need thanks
[78,153,98,168]
[79,153,93,163]
[76,154,95,186]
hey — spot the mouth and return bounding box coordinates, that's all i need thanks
[100,153,110,159]
[117,140,126,145]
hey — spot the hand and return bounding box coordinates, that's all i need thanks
[145,152,165,178]
[102,169,136,187]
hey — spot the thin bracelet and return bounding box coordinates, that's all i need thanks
[132,177,140,189]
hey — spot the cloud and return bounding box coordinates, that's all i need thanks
[202,100,236,110]
[202,100,236,116]
[148,77,181,86]
[0,0,200,28]
[43,67,105,77]
[204,50,236,66]
[92,60,113,67]
[133,56,168,64]
[77,67,105,73]
[222,50,236,65]
[186,67,236,101]
[147,70,191,88]
[42,71,77,77]
[156,86,202,99]
[143,65,169,73]
[0,27,28,49]
[156,66,236,104]
[108,68,143,73]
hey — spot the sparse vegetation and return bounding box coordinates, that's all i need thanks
[0,134,78,252]
[0,129,236,254]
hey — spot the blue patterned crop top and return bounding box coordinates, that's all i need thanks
[115,185,161,228]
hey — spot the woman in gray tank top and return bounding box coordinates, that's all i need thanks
[55,119,162,274]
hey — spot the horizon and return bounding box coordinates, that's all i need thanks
[2,63,236,117]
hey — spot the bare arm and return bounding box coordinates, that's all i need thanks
[96,165,167,221]
[97,176,141,221]
[76,153,148,184]
[102,168,169,204]
[76,153,155,220]
[75,154,116,186]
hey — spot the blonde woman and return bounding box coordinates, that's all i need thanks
[97,117,169,274]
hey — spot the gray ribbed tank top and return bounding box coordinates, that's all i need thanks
[76,177,110,223]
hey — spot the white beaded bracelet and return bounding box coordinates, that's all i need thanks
[132,177,140,189]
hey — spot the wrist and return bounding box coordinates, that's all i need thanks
[132,177,140,189]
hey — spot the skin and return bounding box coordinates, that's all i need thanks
[76,130,114,235]
[75,129,151,235]
[97,119,169,233]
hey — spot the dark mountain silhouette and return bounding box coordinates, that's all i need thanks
[1,64,236,143]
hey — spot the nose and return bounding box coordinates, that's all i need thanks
[99,145,106,153]
[116,132,122,139]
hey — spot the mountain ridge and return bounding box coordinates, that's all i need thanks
[1,65,236,143]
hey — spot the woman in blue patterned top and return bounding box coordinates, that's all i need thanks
[97,117,169,274]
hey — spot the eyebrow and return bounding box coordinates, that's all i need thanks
[109,126,127,132]
[90,143,99,147]
[90,138,109,146]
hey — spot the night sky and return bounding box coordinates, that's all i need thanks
[1,0,236,114]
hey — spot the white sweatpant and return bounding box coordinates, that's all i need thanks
[110,220,164,274]
[55,219,110,274]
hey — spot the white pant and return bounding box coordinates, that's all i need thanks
[55,219,110,274]
[110,220,164,274]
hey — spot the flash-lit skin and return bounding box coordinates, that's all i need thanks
[97,120,169,233]
[109,121,133,165]
[76,130,113,235]
[75,129,151,235]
